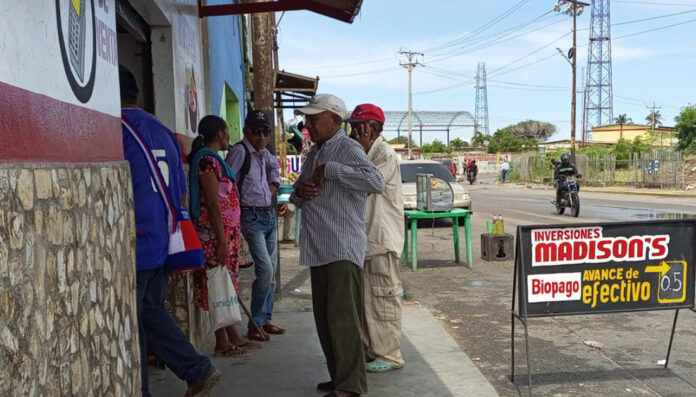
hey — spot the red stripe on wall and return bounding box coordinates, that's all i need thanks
[0,81,123,162]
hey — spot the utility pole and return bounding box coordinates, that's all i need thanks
[248,0,275,152]
[556,0,588,164]
[399,50,423,157]
[647,102,662,145]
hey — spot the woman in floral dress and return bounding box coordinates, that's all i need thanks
[188,115,262,357]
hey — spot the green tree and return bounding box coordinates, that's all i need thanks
[614,114,633,125]
[487,127,538,154]
[420,139,450,153]
[509,120,557,141]
[388,136,415,147]
[471,131,491,147]
[611,138,632,162]
[645,109,663,129]
[449,138,469,149]
[631,136,650,153]
[676,106,696,154]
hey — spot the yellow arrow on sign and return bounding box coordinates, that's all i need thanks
[645,261,671,276]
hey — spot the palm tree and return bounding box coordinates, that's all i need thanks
[471,132,491,147]
[614,114,632,140]
[614,114,632,125]
[645,109,663,129]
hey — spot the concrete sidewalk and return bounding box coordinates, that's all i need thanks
[149,304,499,396]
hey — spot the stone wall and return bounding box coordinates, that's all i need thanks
[0,162,139,396]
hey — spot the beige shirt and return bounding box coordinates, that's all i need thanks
[365,138,405,258]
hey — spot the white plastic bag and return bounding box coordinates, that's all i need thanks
[207,266,242,331]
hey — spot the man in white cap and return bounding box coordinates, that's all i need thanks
[291,94,385,397]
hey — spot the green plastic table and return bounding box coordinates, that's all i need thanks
[402,208,473,271]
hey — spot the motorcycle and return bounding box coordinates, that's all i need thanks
[553,175,581,217]
[467,170,476,185]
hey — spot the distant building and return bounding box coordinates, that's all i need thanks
[591,124,676,146]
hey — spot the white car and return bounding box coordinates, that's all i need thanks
[400,160,472,210]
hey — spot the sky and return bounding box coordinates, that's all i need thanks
[277,0,696,144]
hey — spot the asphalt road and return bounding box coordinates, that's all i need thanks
[401,183,696,397]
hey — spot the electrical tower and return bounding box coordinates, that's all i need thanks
[582,0,614,142]
[474,62,489,136]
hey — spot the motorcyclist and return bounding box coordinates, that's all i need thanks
[554,153,581,204]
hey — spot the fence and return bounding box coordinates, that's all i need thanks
[512,151,684,188]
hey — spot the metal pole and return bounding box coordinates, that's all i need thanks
[665,309,680,368]
[571,2,578,165]
[419,125,423,148]
[408,61,413,157]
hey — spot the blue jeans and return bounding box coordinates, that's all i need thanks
[137,268,213,397]
[241,209,279,329]
[502,169,509,182]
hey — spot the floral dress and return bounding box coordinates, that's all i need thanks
[193,155,242,311]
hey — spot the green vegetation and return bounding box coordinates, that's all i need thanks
[420,139,451,153]
[486,127,538,154]
[676,106,696,155]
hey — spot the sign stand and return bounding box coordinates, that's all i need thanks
[664,309,679,368]
[510,230,533,397]
[510,221,695,396]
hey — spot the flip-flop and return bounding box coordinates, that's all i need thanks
[213,346,249,358]
[238,340,263,350]
[366,360,403,373]
[247,329,270,341]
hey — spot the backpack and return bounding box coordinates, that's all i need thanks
[232,141,251,195]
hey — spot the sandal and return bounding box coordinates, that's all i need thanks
[366,360,403,373]
[262,323,286,335]
[238,340,263,350]
[213,346,249,358]
[247,328,270,342]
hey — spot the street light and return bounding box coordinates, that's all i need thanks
[554,0,589,165]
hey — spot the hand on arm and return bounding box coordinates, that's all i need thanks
[323,144,385,194]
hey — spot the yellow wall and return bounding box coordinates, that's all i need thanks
[591,125,676,145]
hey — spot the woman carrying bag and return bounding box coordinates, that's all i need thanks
[188,115,263,357]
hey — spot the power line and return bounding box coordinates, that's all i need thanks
[613,0,696,6]
[424,0,532,53]
[614,17,696,39]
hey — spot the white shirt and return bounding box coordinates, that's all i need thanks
[365,138,405,258]
[501,162,510,171]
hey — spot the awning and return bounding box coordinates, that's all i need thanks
[198,0,364,24]
[274,70,319,109]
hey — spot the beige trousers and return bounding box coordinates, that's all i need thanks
[362,252,404,366]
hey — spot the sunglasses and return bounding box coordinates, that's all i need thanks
[249,127,272,137]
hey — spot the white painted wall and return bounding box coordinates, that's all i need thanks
[0,0,119,116]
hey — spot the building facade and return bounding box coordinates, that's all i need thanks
[1,0,247,394]
[591,124,676,146]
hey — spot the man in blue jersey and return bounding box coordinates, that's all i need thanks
[120,65,220,397]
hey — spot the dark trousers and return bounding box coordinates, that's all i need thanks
[311,261,367,394]
[137,268,213,397]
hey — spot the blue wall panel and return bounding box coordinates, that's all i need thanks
[207,0,245,120]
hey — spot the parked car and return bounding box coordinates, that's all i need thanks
[400,160,472,210]
[433,158,457,176]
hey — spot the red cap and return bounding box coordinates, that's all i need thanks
[346,104,385,124]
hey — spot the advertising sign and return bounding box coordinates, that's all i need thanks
[515,220,696,317]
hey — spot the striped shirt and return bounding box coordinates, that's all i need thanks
[290,130,385,268]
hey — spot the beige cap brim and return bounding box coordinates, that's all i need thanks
[294,106,344,118]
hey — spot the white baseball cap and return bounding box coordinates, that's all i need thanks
[295,94,347,119]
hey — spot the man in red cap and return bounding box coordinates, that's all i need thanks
[347,104,406,373]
